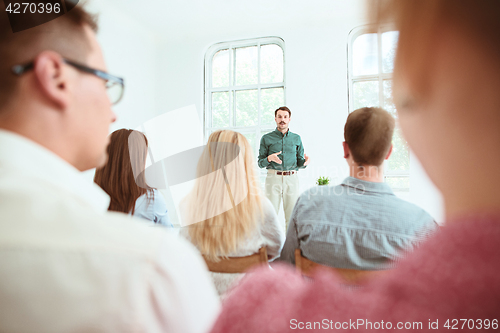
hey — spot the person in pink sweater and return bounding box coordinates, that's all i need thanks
[210,0,500,332]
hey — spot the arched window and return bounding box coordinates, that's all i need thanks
[348,26,409,192]
[204,37,285,158]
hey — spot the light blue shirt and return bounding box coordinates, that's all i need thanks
[132,189,173,227]
[279,177,439,270]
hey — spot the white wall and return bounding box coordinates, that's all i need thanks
[89,0,444,224]
[410,153,444,223]
[81,2,162,180]
[88,2,161,130]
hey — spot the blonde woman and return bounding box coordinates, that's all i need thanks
[180,130,285,297]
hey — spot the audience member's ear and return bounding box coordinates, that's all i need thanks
[343,141,350,159]
[385,144,393,160]
[33,51,71,110]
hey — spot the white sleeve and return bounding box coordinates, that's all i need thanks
[260,198,286,260]
[150,233,220,333]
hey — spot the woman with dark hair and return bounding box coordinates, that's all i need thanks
[94,129,172,227]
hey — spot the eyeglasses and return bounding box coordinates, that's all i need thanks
[11,59,125,105]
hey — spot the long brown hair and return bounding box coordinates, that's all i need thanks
[94,129,153,214]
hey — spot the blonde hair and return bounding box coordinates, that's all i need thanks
[184,130,262,261]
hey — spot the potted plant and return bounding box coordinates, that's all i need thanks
[316,176,330,186]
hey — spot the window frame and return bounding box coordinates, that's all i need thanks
[203,37,286,153]
[347,25,410,191]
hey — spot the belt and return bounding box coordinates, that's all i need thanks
[276,171,296,176]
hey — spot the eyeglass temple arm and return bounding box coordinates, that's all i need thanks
[11,63,34,76]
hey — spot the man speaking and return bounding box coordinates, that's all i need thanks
[258,106,310,231]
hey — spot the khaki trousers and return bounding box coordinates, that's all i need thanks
[265,170,300,232]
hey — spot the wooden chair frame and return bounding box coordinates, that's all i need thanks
[295,249,384,284]
[203,247,268,274]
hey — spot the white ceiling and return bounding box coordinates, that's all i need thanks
[99,0,367,42]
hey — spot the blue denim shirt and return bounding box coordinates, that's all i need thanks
[279,177,439,270]
[132,189,173,227]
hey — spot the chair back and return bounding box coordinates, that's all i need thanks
[294,249,384,284]
[203,247,268,274]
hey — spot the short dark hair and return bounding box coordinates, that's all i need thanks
[0,4,98,107]
[344,107,395,166]
[275,106,291,117]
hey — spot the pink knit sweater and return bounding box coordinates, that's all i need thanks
[211,214,500,332]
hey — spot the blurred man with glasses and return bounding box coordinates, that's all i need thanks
[0,4,219,333]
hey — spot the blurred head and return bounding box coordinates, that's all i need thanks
[185,130,262,261]
[375,0,500,216]
[94,129,153,214]
[343,107,394,167]
[275,106,291,131]
[0,4,116,171]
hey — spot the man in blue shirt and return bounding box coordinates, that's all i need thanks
[258,106,310,231]
[279,107,438,269]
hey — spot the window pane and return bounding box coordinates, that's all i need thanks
[235,46,258,86]
[260,44,284,84]
[353,81,379,110]
[235,90,258,127]
[353,33,378,76]
[382,31,399,73]
[383,80,397,117]
[212,49,229,88]
[241,132,257,158]
[261,88,284,126]
[387,127,410,172]
[212,92,230,128]
[385,176,410,192]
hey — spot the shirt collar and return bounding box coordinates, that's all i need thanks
[274,127,290,137]
[0,129,110,212]
[341,176,394,195]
